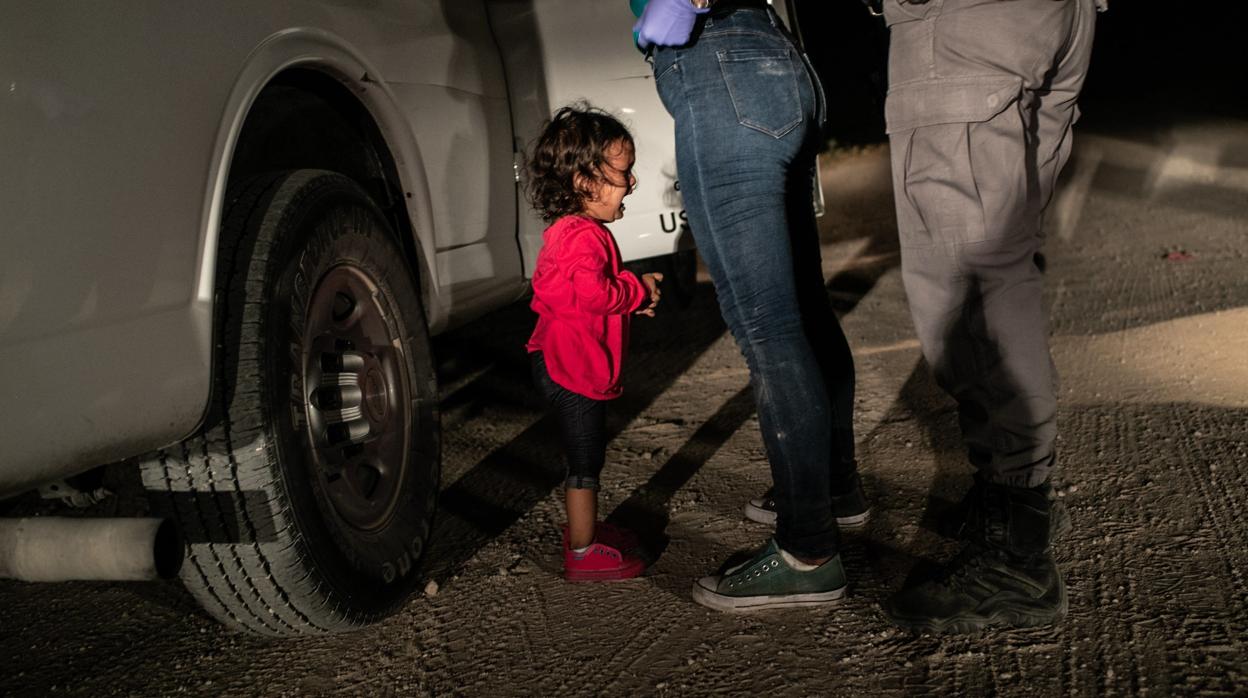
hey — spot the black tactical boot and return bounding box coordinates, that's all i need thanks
[885,480,1067,633]
[937,474,1071,542]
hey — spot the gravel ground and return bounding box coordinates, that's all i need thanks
[2,109,1246,697]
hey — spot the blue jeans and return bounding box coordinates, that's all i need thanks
[651,7,856,559]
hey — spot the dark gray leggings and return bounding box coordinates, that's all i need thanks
[531,352,607,490]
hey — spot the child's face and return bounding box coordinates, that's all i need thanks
[581,139,636,223]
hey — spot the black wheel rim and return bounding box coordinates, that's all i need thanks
[302,264,409,532]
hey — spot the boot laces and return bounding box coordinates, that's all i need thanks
[941,545,1010,596]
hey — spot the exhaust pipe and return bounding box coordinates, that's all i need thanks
[0,517,183,582]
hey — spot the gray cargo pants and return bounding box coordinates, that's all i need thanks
[883,0,1097,487]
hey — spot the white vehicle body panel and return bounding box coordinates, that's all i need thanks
[488,1,691,274]
[0,1,684,495]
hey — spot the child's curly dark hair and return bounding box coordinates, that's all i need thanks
[526,104,634,222]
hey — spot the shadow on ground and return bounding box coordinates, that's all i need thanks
[419,183,904,581]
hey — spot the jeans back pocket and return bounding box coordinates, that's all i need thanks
[717,47,802,138]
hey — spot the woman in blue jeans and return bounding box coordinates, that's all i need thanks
[634,0,867,611]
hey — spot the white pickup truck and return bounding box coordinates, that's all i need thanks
[0,1,713,635]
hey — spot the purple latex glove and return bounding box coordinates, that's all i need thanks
[634,0,709,50]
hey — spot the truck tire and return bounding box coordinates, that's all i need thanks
[141,170,439,636]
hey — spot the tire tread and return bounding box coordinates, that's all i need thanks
[140,171,404,635]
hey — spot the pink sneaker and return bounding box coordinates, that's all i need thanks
[564,540,646,582]
[562,522,642,554]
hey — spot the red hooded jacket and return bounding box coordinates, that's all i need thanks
[526,215,648,399]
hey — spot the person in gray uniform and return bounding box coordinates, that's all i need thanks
[880,0,1105,632]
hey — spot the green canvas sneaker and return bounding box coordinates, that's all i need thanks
[691,539,847,613]
[743,473,871,528]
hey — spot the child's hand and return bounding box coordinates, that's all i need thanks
[636,272,664,317]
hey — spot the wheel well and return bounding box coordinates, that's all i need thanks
[227,69,426,291]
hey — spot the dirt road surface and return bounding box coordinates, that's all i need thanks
[4,86,1248,698]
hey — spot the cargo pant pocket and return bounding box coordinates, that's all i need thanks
[886,75,1027,246]
[882,0,944,26]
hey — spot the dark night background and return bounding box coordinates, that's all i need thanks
[1,4,1246,695]
[794,1,1248,145]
